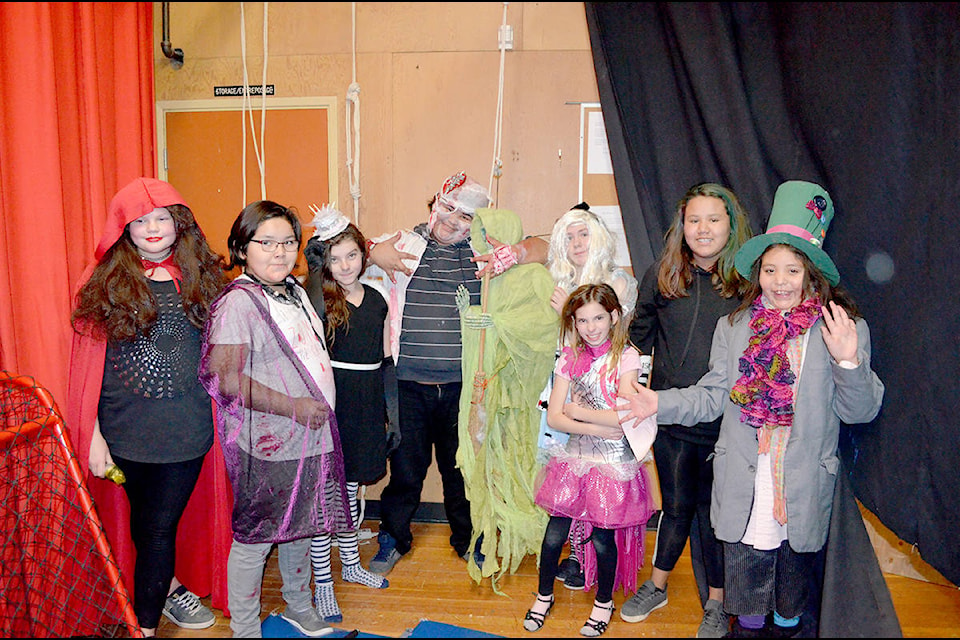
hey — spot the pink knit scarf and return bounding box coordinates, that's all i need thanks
[730,295,821,523]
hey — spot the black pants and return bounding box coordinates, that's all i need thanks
[724,540,816,618]
[538,516,617,603]
[652,431,724,589]
[113,453,205,628]
[378,380,472,557]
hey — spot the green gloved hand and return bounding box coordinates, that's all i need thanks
[456,284,472,315]
[456,284,493,329]
[462,312,494,330]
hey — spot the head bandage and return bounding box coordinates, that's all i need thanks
[428,172,491,237]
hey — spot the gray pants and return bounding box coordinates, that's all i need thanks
[227,537,313,637]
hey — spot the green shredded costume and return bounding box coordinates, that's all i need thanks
[456,208,559,591]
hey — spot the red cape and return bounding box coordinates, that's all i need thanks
[67,262,233,615]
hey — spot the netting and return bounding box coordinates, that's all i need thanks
[0,371,142,638]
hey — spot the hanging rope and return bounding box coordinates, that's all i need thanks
[488,2,509,206]
[240,2,269,204]
[345,1,361,225]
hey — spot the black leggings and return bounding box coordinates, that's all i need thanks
[113,453,205,628]
[652,432,724,589]
[538,516,617,603]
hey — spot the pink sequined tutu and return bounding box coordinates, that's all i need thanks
[535,454,654,528]
[535,452,655,595]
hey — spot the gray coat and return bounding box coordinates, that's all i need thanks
[657,312,884,553]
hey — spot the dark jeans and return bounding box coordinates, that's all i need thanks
[113,453,205,628]
[652,431,724,589]
[379,380,472,556]
[538,516,617,603]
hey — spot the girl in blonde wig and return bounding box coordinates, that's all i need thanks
[547,205,637,319]
[541,204,639,589]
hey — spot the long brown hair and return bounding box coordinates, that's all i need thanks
[731,243,861,322]
[560,283,631,374]
[71,204,227,341]
[303,223,368,343]
[657,183,753,300]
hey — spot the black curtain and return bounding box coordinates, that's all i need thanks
[586,1,960,590]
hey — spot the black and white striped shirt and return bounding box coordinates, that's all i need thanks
[396,237,481,383]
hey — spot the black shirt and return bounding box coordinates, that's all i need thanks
[629,263,741,444]
[98,279,213,463]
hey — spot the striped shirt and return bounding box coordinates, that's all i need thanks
[396,237,481,383]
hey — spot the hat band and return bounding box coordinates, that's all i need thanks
[767,224,822,248]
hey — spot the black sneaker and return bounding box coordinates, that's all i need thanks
[723,618,768,638]
[461,535,485,569]
[768,620,803,638]
[563,568,586,590]
[556,556,580,582]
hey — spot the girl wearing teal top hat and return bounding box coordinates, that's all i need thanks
[618,180,885,637]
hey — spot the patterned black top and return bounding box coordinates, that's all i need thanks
[98,279,213,462]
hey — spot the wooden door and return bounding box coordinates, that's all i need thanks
[159,98,337,278]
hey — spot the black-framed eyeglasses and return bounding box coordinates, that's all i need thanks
[249,238,299,252]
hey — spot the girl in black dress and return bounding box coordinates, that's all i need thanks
[304,204,392,623]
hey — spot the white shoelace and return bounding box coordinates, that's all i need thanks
[173,591,203,615]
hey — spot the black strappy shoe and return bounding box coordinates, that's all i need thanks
[523,594,555,632]
[580,600,615,637]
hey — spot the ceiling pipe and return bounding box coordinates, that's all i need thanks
[160,2,184,69]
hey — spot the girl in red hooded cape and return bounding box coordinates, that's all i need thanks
[66,177,233,634]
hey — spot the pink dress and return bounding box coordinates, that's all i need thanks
[535,344,655,595]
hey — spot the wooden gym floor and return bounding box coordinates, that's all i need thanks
[158,520,960,638]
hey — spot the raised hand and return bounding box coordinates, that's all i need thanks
[369,232,417,283]
[471,234,519,279]
[820,300,859,365]
[549,286,567,315]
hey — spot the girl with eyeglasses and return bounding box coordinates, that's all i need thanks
[198,200,352,637]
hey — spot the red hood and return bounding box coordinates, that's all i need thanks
[95,177,187,260]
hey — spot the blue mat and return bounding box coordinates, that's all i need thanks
[261,613,387,637]
[260,614,502,638]
[406,620,502,638]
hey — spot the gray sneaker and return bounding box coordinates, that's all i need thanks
[696,599,730,638]
[619,579,668,623]
[162,588,215,630]
[280,606,333,637]
[370,547,402,575]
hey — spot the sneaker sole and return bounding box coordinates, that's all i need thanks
[280,613,335,637]
[161,609,216,630]
[369,560,398,575]
[369,552,402,575]
[696,625,729,638]
[619,597,668,623]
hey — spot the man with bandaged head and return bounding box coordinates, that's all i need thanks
[361,172,548,575]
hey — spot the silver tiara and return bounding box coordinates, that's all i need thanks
[309,203,350,241]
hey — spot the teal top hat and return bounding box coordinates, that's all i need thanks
[734,180,840,285]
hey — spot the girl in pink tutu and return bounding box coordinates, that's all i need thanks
[524,283,655,638]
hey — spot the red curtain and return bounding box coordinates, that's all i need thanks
[0,3,233,615]
[0,2,155,406]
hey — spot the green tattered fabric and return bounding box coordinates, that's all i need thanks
[457,208,559,591]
